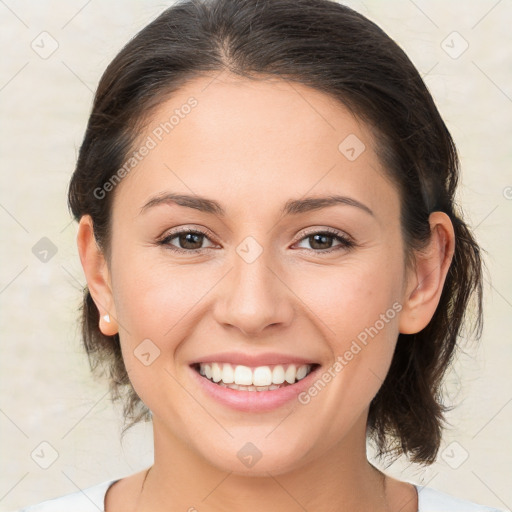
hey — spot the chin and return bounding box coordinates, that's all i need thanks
[194,431,315,477]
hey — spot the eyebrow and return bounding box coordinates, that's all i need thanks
[139,192,374,218]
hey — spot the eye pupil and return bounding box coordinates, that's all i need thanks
[310,233,333,250]
[180,232,203,249]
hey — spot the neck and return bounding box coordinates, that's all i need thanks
[137,414,398,512]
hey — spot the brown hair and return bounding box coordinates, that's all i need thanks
[68,0,483,464]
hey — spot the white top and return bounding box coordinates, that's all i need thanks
[16,479,504,512]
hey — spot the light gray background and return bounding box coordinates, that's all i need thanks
[0,1,511,510]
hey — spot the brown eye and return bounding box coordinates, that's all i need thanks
[159,229,216,253]
[308,233,335,250]
[294,229,355,253]
[175,232,205,250]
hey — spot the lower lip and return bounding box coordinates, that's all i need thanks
[189,364,320,412]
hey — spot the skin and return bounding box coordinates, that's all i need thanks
[77,72,455,512]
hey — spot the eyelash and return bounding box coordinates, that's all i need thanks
[157,227,356,255]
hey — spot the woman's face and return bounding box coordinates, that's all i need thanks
[104,73,412,475]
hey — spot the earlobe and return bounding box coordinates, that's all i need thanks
[99,312,118,336]
[76,215,119,336]
[399,211,455,335]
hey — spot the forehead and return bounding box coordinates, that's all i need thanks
[112,73,399,224]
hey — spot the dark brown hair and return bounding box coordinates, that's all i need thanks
[68,0,483,464]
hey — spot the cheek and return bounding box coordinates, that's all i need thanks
[111,250,211,339]
[291,254,403,408]
[109,258,202,410]
[294,252,403,341]
[109,253,224,400]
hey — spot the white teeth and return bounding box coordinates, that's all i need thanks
[272,365,285,384]
[219,382,284,391]
[221,363,234,383]
[211,363,222,382]
[253,366,272,386]
[197,362,313,387]
[284,364,296,384]
[296,365,308,380]
[234,365,253,385]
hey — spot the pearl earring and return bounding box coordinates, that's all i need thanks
[103,314,111,323]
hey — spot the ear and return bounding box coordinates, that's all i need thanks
[399,211,455,334]
[76,215,118,336]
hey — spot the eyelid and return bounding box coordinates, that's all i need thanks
[156,225,218,253]
[158,225,217,243]
[292,226,354,245]
[291,227,355,254]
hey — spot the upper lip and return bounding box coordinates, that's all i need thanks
[189,352,319,367]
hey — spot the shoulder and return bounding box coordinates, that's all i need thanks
[16,478,119,512]
[416,484,504,512]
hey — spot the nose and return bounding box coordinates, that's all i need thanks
[213,251,294,337]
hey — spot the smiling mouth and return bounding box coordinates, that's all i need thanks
[191,362,320,391]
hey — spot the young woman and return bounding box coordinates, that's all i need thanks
[19,0,503,510]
